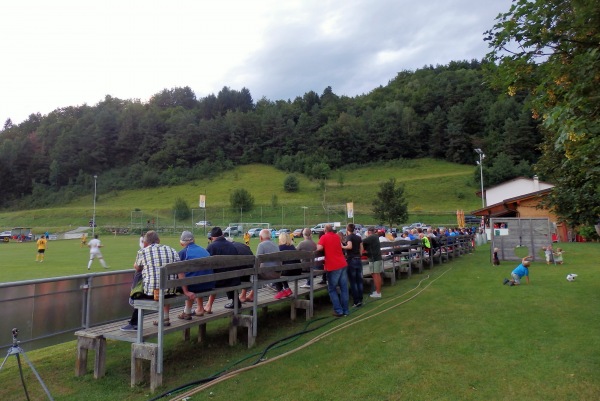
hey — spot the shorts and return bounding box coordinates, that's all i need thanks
[369,260,383,274]
[38,249,45,254]
[90,252,103,260]
[511,272,521,284]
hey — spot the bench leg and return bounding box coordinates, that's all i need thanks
[131,343,162,392]
[292,299,311,321]
[231,315,255,349]
[229,320,238,346]
[75,335,106,379]
[197,323,207,343]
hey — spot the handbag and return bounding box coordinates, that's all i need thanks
[129,271,144,299]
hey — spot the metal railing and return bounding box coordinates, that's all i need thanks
[0,270,134,351]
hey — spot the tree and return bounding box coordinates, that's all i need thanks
[372,178,408,227]
[230,188,254,212]
[283,174,299,192]
[173,197,191,221]
[485,0,600,225]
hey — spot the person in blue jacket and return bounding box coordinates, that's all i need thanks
[177,231,214,319]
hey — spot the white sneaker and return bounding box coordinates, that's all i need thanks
[300,282,310,289]
[369,292,382,298]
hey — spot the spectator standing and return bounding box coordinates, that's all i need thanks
[36,235,47,262]
[343,224,364,307]
[362,227,383,298]
[87,234,108,269]
[316,224,349,317]
[297,228,317,288]
[177,231,213,320]
[121,230,180,331]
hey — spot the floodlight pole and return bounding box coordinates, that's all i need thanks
[92,175,97,236]
[302,206,308,228]
[475,149,485,209]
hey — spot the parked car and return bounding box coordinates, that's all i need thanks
[292,228,304,238]
[464,215,481,225]
[0,230,12,240]
[195,220,212,227]
[224,226,239,237]
[247,228,262,237]
[206,226,239,239]
[311,223,336,235]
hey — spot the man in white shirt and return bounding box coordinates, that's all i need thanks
[87,234,108,269]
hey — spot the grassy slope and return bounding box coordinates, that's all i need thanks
[0,159,480,231]
[1,242,598,400]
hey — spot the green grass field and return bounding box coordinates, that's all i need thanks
[0,159,481,234]
[0,241,598,400]
[0,234,263,283]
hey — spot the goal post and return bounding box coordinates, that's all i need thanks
[230,222,270,234]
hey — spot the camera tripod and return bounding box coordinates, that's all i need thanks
[0,328,53,400]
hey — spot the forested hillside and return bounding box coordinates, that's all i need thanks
[0,60,541,209]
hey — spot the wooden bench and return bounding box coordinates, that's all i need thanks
[75,251,327,391]
[251,250,318,337]
[132,254,256,390]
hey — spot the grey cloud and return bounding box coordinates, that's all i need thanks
[228,0,509,101]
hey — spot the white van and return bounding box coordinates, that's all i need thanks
[311,223,338,235]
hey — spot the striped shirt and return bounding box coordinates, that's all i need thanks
[135,243,180,296]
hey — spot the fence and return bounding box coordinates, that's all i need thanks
[88,205,466,239]
[0,270,133,352]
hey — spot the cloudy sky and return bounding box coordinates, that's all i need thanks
[0,0,511,126]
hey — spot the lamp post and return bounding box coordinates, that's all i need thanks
[301,206,308,228]
[92,175,98,236]
[474,149,485,209]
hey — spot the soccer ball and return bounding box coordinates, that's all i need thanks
[566,274,578,282]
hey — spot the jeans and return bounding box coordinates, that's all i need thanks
[326,266,349,315]
[347,257,363,304]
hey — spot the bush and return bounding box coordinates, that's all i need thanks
[173,197,191,221]
[283,175,299,192]
[578,225,599,241]
[230,188,254,212]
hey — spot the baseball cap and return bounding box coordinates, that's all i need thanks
[180,231,194,242]
[210,227,223,238]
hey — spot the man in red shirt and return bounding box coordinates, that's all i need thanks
[317,224,350,316]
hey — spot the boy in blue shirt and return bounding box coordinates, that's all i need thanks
[503,256,532,286]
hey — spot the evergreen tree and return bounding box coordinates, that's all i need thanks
[372,178,409,227]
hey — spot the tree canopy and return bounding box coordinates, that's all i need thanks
[484,0,600,226]
[0,62,544,210]
[372,178,408,227]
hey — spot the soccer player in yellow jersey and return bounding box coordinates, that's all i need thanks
[36,235,48,262]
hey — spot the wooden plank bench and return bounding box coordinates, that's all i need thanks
[250,250,317,337]
[131,254,256,390]
[74,251,327,392]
